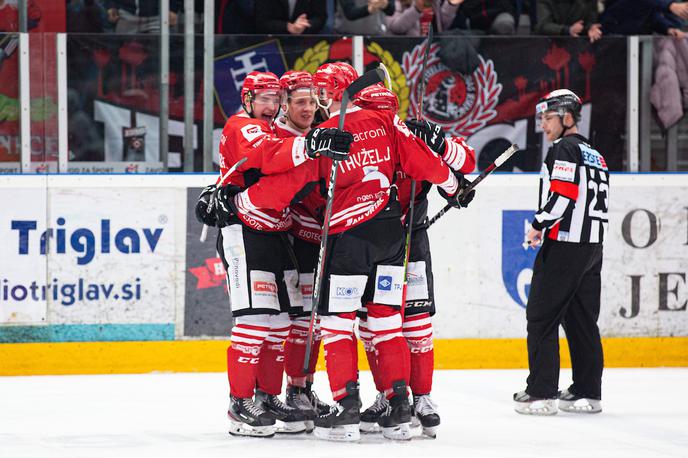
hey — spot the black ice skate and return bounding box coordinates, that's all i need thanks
[255,389,308,434]
[412,394,440,438]
[313,381,361,442]
[558,389,602,414]
[377,381,412,441]
[359,391,388,433]
[286,385,318,432]
[227,395,276,438]
[513,390,557,416]
[306,381,331,416]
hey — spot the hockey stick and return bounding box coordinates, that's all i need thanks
[401,25,434,312]
[199,156,249,242]
[302,67,386,374]
[424,144,519,229]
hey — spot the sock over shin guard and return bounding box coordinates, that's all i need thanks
[284,317,322,387]
[358,316,383,392]
[227,319,271,398]
[403,312,434,395]
[256,315,290,395]
[320,312,358,401]
[366,304,410,398]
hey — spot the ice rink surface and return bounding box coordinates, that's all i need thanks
[1,368,686,458]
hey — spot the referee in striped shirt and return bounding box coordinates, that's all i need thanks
[514,89,609,416]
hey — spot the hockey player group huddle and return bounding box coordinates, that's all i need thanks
[195,62,477,442]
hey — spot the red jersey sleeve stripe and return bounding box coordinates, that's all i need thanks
[550,180,579,200]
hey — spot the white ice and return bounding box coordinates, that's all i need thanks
[1,368,687,458]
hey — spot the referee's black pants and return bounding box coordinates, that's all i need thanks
[525,239,604,400]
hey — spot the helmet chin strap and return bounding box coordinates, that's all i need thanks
[557,114,575,139]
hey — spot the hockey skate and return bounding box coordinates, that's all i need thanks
[227,395,276,438]
[359,392,388,433]
[377,381,412,441]
[558,389,602,414]
[313,382,361,442]
[306,382,331,416]
[412,394,440,438]
[255,389,308,434]
[286,385,318,432]
[513,390,557,416]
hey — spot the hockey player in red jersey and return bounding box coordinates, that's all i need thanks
[273,70,330,427]
[227,62,471,442]
[353,85,476,438]
[194,71,350,438]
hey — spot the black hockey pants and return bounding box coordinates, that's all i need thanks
[525,239,604,400]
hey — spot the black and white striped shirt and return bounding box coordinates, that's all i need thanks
[532,134,609,244]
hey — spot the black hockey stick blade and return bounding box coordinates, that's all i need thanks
[345,67,386,100]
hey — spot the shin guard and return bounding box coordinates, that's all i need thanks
[403,313,434,395]
[366,304,410,399]
[320,313,358,401]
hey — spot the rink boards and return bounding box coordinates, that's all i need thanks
[0,173,687,374]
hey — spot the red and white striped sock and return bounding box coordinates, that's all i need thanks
[403,312,434,395]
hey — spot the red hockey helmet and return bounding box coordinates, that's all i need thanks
[279,70,314,94]
[353,84,399,113]
[313,62,359,104]
[241,71,280,101]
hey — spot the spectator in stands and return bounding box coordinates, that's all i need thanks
[651,36,688,130]
[255,0,327,34]
[386,0,463,36]
[535,0,602,42]
[106,0,182,33]
[460,0,517,34]
[216,0,256,34]
[335,0,396,35]
[67,0,108,33]
[599,0,688,37]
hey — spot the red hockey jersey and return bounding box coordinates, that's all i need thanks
[238,106,458,234]
[396,136,477,215]
[272,117,325,243]
[217,113,310,232]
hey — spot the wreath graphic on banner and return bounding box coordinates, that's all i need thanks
[294,39,410,120]
[402,40,502,136]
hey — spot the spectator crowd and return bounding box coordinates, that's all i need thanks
[59,1,688,39]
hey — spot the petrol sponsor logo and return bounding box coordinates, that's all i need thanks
[502,210,539,308]
[552,160,576,182]
[253,281,278,295]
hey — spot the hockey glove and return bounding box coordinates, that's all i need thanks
[195,184,218,226]
[405,119,445,155]
[305,127,354,162]
[438,173,476,209]
[211,184,242,227]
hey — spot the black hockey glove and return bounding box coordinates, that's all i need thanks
[305,127,354,162]
[405,119,445,155]
[437,173,476,209]
[195,184,218,226]
[211,184,242,227]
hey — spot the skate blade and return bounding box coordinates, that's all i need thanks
[411,416,421,428]
[381,422,412,441]
[275,420,308,434]
[558,399,602,414]
[314,424,360,442]
[305,420,314,433]
[359,421,381,433]
[514,399,557,416]
[422,425,438,439]
[228,421,276,438]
